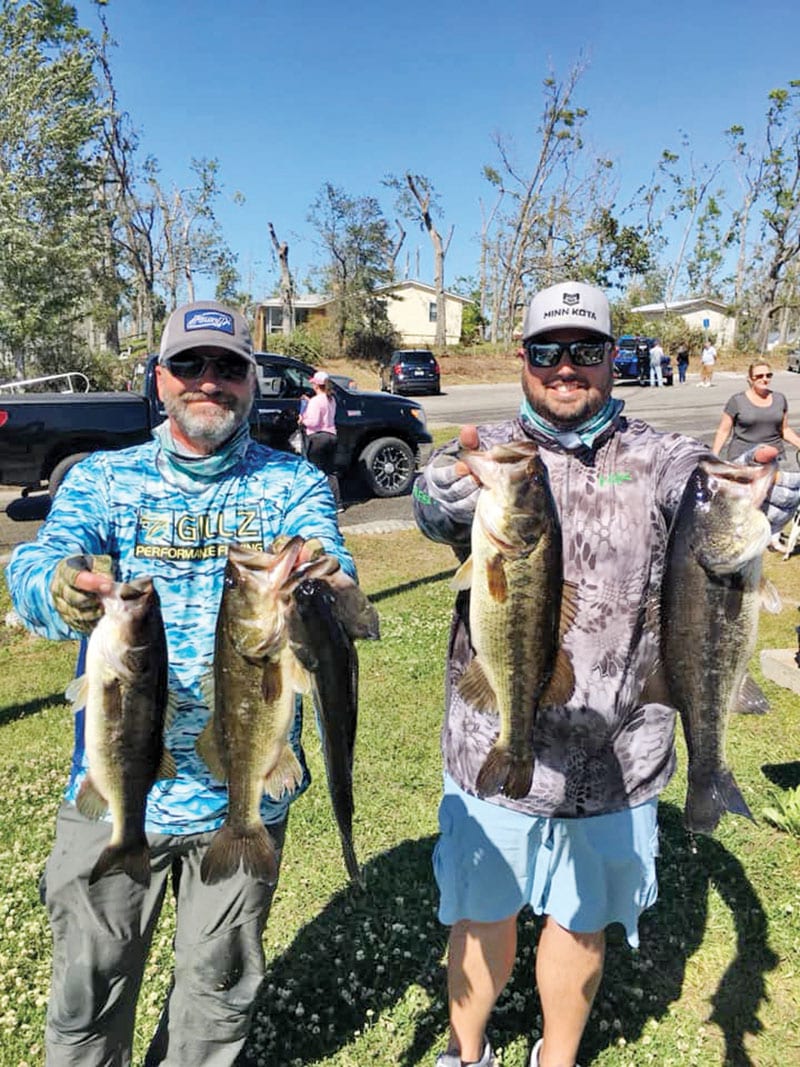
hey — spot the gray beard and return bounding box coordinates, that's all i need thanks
[162,394,248,450]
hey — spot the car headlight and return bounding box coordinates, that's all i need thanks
[409,407,427,428]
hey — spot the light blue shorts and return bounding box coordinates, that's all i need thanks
[433,775,659,948]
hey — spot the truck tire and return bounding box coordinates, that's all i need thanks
[48,452,91,497]
[359,437,415,498]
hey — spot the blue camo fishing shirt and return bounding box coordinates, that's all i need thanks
[6,435,355,834]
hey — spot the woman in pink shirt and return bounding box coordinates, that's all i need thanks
[299,370,342,510]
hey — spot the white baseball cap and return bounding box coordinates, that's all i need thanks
[522,281,614,342]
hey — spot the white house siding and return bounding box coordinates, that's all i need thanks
[632,300,734,347]
[382,283,466,346]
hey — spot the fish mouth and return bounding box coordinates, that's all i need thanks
[701,458,774,508]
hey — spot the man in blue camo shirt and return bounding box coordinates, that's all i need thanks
[7,300,355,1066]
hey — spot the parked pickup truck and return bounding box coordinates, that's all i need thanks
[0,352,433,516]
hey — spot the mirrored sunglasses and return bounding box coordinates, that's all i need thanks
[751,372,773,380]
[164,354,252,382]
[523,339,612,368]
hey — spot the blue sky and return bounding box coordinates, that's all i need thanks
[77,0,800,302]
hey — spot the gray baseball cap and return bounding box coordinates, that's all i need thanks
[159,300,256,365]
[522,281,614,342]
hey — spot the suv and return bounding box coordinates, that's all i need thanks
[613,335,674,386]
[380,349,441,395]
[787,349,800,373]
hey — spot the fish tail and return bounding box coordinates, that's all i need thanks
[339,833,362,887]
[502,757,535,800]
[685,769,754,834]
[475,745,512,798]
[89,841,151,888]
[200,823,278,886]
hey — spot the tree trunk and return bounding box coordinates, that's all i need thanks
[268,222,295,335]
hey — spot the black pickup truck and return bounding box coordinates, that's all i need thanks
[0,352,433,516]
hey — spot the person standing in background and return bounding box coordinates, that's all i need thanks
[699,339,717,386]
[676,342,690,383]
[648,339,665,388]
[300,370,343,511]
[712,360,800,550]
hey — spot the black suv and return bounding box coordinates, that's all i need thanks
[255,353,432,497]
[380,349,441,395]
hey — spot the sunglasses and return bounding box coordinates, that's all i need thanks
[164,354,252,382]
[523,339,612,368]
[751,372,773,380]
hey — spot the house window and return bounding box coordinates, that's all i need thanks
[428,302,437,322]
[266,307,282,334]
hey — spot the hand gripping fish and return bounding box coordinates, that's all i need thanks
[288,574,379,885]
[661,458,779,833]
[452,440,576,799]
[66,577,173,887]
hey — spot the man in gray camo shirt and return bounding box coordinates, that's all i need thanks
[412,280,770,1067]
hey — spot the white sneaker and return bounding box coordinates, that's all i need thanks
[529,1038,581,1067]
[436,1038,495,1067]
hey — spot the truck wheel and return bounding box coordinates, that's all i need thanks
[48,452,91,497]
[359,437,415,498]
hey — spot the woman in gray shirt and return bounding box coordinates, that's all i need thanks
[712,360,800,463]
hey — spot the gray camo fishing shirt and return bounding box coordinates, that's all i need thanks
[413,414,709,819]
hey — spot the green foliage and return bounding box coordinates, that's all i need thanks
[762,785,800,837]
[263,325,329,364]
[0,0,107,375]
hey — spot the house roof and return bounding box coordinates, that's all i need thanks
[376,279,473,304]
[632,296,732,315]
[256,278,472,309]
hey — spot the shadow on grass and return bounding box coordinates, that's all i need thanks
[762,761,800,790]
[240,835,448,1066]
[369,570,456,605]
[0,692,65,727]
[240,804,777,1067]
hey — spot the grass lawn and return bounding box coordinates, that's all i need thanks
[1,532,799,1066]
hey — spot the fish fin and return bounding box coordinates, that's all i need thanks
[195,719,226,781]
[75,776,108,819]
[457,657,498,713]
[733,673,770,715]
[198,668,215,711]
[334,584,381,640]
[263,745,304,799]
[559,580,579,638]
[541,649,575,707]
[200,823,278,886]
[261,661,284,704]
[89,840,150,887]
[759,576,782,615]
[65,674,88,711]
[156,747,178,780]
[163,689,179,732]
[639,664,671,707]
[288,654,312,695]
[484,553,507,601]
[685,768,754,834]
[450,556,473,591]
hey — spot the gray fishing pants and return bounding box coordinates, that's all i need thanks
[41,803,286,1066]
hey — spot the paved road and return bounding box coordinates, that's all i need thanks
[4,368,800,551]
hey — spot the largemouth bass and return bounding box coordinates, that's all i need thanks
[661,458,774,833]
[453,440,575,799]
[66,577,172,887]
[289,576,379,884]
[197,538,310,885]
